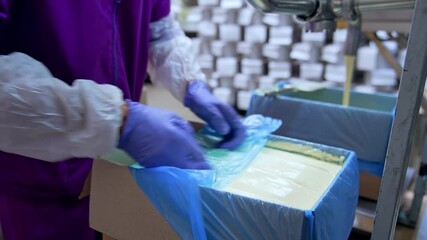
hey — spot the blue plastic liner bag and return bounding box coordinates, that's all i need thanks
[129,115,281,240]
[128,114,359,240]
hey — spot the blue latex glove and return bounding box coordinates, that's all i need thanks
[184,80,246,150]
[118,100,210,169]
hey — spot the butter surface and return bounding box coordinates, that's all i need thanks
[223,147,342,210]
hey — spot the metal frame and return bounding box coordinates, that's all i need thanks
[372,0,427,239]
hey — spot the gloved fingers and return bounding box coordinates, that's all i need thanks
[184,151,211,169]
[197,105,230,135]
[216,103,246,150]
[178,132,211,170]
[170,115,195,134]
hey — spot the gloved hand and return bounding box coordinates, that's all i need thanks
[184,80,246,150]
[118,100,210,169]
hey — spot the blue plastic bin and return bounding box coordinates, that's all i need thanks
[247,88,397,176]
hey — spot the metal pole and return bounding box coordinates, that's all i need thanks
[246,0,318,15]
[357,1,415,12]
[371,0,427,239]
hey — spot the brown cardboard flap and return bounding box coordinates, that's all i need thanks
[79,170,92,200]
[359,172,381,201]
[89,159,179,240]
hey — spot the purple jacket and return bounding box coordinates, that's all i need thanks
[0,1,169,239]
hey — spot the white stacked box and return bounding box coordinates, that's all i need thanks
[220,0,245,9]
[241,58,264,75]
[322,44,344,64]
[300,63,324,81]
[233,73,258,90]
[269,26,293,46]
[268,61,292,79]
[302,30,326,47]
[237,8,256,26]
[198,0,220,6]
[213,87,236,105]
[199,54,215,72]
[290,42,319,62]
[244,25,267,43]
[219,24,242,42]
[237,42,262,58]
[216,57,239,77]
[192,1,300,109]
[263,14,293,26]
[368,69,397,87]
[325,64,346,83]
[237,91,253,110]
[263,44,289,61]
[212,8,236,24]
[197,21,218,38]
[211,41,236,57]
[333,29,348,44]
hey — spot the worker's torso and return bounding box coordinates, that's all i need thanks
[0,0,170,99]
[0,0,170,196]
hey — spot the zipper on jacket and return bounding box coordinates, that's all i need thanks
[113,0,121,86]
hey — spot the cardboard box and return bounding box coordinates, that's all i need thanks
[90,136,359,240]
[90,160,179,240]
[359,172,382,200]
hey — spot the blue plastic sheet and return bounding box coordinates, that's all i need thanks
[197,115,282,188]
[130,115,280,239]
[129,116,359,240]
[130,167,209,240]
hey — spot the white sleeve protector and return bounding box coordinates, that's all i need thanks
[148,14,206,102]
[0,52,124,162]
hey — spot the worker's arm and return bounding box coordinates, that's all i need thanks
[0,52,125,162]
[147,14,246,150]
[147,14,205,101]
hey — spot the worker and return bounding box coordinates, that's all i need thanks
[0,1,246,240]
